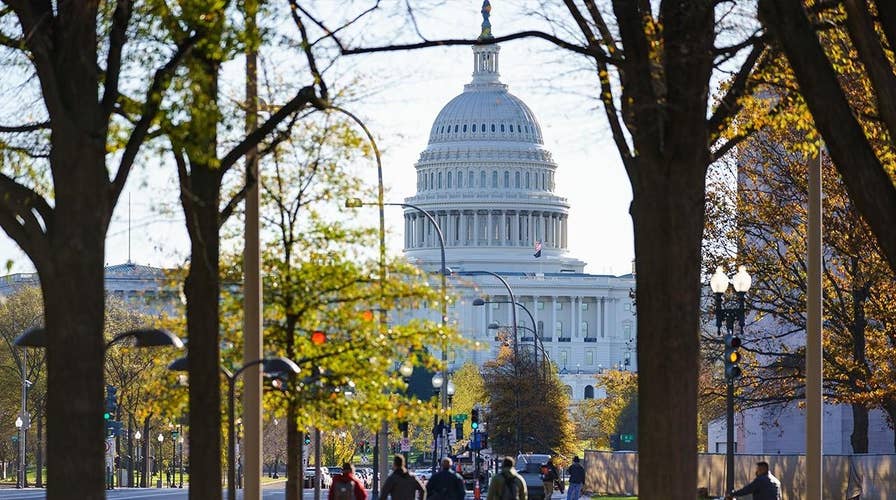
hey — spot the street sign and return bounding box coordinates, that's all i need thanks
[361,454,369,464]
[620,433,634,443]
[400,437,411,452]
[453,414,468,422]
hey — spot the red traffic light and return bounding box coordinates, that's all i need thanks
[311,331,327,345]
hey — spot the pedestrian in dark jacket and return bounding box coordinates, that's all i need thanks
[427,458,466,500]
[726,462,782,500]
[565,456,585,500]
[382,455,426,500]
[540,459,559,498]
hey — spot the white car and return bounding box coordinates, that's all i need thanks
[414,468,434,481]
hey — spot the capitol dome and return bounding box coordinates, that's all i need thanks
[402,10,585,274]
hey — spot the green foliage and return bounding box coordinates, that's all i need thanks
[575,370,637,450]
[451,361,488,440]
[482,346,577,458]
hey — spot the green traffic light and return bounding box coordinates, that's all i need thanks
[471,421,479,430]
[104,412,111,420]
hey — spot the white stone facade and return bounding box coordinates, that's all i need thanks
[397,38,636,402]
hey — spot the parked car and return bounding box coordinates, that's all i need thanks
[304,467,332,489]
[414,468,434,482]
[328,466,344,479]
[515,454,550,500]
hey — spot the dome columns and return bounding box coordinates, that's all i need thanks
[403,208,568,250]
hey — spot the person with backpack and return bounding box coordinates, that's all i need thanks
[381,455,426,500]
[426,458,466,500]
[540,459,559,498]
[487,457,527,500]
[330,463,368,500]
[565,456,585,500]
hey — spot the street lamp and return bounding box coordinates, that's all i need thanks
[134,430,142,488]
[178,435,185,488]
[431,374,444,472]
[14,416,23,488]
[156,433,164,488]
[455,270,522,450]
[346,197,452,473]
[711,265,751,495]
[168,355,300,500]
[476,297,547,380]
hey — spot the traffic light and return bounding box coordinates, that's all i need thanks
[724,334,742,380]
[471,408,480,430]
[105,385,118,421]
[304,434,312,446]
[310,330,327,346]
[480,432,488,449]
[455,422,463,440]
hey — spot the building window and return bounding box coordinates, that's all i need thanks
[555,321,563,337]
[585,350,594,365]
[581,302,589,311]
[537,301,544,310]
[526,172,530,188]
[510,124,514,132]
[492,171,498,188]
[454,125,458,133]
[582,321,588,337]
[559,350,568,366]
[457,171,462,188]
[515,171,520,188]
[584,385,594,399]
[537,320,544,336]
[463,124,467,132]
[504,171,509,188]
[469,171,475,187]
[481,123,485,133]
[447,171,452,188]
[557,302,563,310]
[472,124,477,132]
[491,302,500,310]
[491,124,496,132]
[438,172,442,188]
[564,384,573,397]
[480,171,486,187]
[624,324,632,340]
[501,124,505,132]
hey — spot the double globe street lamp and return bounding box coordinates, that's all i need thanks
[168,355,300,500]
[710,265,752,495]
[430,373,455,471]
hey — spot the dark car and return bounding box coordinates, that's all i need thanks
[515,454,550,500]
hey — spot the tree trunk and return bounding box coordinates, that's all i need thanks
[631,165,706,499]
[183,164,224,500]
[850,403,868,453]
[142,416,151,488]
[41,225,108,500]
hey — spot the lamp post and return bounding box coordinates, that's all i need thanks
[346,198,451,476]
[431,373,444,472]
[168,355,300,500]
[710,265,751,495]
[454,270,521,450]
[475,298,546,379]
[135,430,142,488]
[14,416,23,488]
[178,434,184,488]
[156,433,164,488]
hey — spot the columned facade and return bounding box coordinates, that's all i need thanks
[397,31,636,402]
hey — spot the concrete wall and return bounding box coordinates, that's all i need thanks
[583,451,896,498]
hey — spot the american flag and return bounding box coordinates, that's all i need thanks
[533,240,542,258]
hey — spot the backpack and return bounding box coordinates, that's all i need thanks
[333,478,355,500]
[501,472,519,500]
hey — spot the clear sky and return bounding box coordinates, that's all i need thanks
[0,1,634,276]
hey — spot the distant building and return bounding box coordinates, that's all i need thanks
[394,9,636,404]
[0,262,179,315]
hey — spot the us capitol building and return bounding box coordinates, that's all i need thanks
[394,5,637,403]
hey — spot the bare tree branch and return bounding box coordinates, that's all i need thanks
[111,30,202,204]
[0,121,49,133]
[102,0,132,120]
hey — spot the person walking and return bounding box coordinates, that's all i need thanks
[726,461,782,500]
[540,459,559,499]
[487,457,527,500]
[565,456,585,500]
[427,458,466,500]
[382,455,426,500]
[330,463,369,500]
